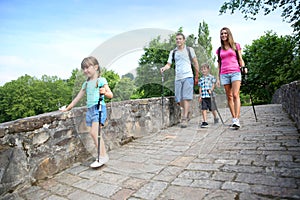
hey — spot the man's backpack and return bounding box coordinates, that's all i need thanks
[172,46,195,76]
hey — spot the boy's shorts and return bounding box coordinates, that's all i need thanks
[220,72,241,85]
[86,104,107,127]
[201,98,216,111]
[175,77,194,103]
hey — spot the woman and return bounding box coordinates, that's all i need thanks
[217,27,246,128]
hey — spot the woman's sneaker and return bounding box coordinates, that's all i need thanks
[230,118,240,129]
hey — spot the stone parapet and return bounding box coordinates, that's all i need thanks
[0,95,204,196]
[272,80,300,130]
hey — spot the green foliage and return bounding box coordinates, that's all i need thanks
[219,0,300,45]
[101,68,120,92]
[197,21,215,69]
[0,74,72,123]
[71,69,86,107]
[135,24,215,98]
[241,31,300,103]
[135,35,176,98]
[113,77,136,101]
[122,73,134,80]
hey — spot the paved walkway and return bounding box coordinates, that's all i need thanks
[14,104,300,199]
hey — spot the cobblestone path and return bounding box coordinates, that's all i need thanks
[11,104,300,200]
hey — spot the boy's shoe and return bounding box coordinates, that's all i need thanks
[90,155,109,168]
[230,118,240,129]
[201,122,208,128]
[214,118,219,124]
[181,118,188,128]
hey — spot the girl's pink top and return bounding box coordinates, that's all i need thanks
[217,43,241,75]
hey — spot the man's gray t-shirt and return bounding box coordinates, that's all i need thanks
[167,46,196,81]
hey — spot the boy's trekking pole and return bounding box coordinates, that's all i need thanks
[244,73,257,122]
[211,91,225,125]
[161,72,164,129]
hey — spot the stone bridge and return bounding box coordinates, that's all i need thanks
[0,81,299,199]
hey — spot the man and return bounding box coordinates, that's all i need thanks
[160,33,199,128]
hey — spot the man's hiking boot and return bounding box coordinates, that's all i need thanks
[181,118,188,128]
[214,118,219,124]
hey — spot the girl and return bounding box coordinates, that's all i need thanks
[62,56,113,167]
[216,27,246,129]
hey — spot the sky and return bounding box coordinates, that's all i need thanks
[0,0,293,86]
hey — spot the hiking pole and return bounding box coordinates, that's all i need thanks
[211,90,225,125]
[95,93,104,167]
[161,71,164,129]
[244,74,257,122]
[249,92,258,122]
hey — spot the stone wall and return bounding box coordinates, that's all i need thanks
[272,80,300,130]
[0,95,207,196]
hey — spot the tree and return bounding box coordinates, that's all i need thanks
[219,0,300,45]
[197,21,214,68]
[113,77,136,101]
[135,24,215,98]
[242,31,299,103]
[0,75,72,122]
[135,35,175,98]
[101,69,120,103]
[122,73,134,80]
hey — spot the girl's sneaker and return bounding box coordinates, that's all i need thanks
[90,155,109,168]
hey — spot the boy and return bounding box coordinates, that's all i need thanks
[198,63,219,128]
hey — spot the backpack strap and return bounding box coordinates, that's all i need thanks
[217,44,240,72]
[172,46,193,65]
[217,46,221,65]
[172,49,177,64]
[186,47,195,76]
[186,46,193,63]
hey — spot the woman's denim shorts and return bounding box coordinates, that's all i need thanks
[220,72,241,85]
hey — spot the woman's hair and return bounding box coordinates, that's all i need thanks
[220,27,236,51]
[81,56,101,88]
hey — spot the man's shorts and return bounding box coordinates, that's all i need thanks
[201,98,216,111]
[175,77,194,103]
[220,72,241,85]
[86,104,107,127]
